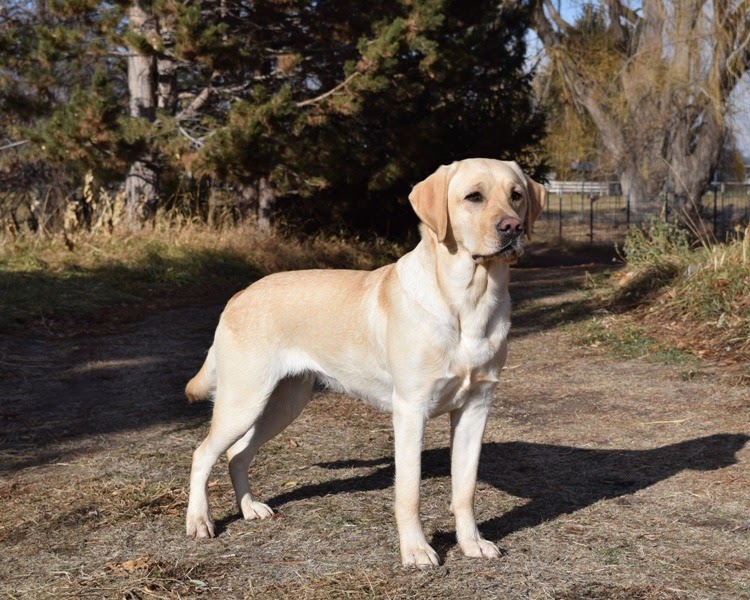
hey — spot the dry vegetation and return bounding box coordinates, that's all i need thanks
[0,221,402,331]
[581,221,750,372]
[1,223,748,598]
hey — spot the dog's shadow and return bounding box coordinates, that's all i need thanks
[218,433,748,557]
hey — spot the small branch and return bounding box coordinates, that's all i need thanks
[532,0,564,48]
[612,0,641,25]
[0,140,29,152]
[296,71,361,108]
[176,86,212,122]
[542,0,575,36]
[175,70,222,122]
[178,126,207,148]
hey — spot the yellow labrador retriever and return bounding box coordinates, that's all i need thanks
[185,158,546,566]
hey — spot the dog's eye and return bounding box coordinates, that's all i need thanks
[511,190,524,203]
[465,192,483,203]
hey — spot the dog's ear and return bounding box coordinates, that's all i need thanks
[409,165,451,243]
[524,175,547,240]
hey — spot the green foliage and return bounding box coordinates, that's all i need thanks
[581,318,694,364]
[2,0,546,236]
[621,220,693,267]
[0,0,126,192]
[29,71,139,183]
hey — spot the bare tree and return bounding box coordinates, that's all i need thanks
[533,0,750,217]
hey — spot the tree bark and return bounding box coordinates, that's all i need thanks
[156,13,177,113]
[236,178,275,231]
[257,177,275,231]
[125,2,159,224]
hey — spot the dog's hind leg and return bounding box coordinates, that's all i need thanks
[227,374,315,521]
[186,366,281,539]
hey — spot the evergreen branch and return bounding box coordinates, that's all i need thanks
[175,72,258,122]
[296,71,361,108]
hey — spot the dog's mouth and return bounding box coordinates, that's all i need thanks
[472,239,524,262]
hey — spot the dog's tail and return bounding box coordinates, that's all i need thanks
[185,345,216,403]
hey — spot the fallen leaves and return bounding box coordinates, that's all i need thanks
[105,556,152,575]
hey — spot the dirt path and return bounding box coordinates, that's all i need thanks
[1,260,748,599]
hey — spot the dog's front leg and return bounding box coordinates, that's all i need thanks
[449,395,501,559]
[392,400,439,567]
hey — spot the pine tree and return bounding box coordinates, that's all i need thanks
[1,0,546,236]
[1,0,127,176]
[180,0,545,233]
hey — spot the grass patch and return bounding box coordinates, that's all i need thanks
[584,220,750,366]
[578,318,694,364]
[0,223,402,331]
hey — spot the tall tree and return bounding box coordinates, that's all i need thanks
[185,0,545,232]
[0,1,134,186]
[532,1,750,216]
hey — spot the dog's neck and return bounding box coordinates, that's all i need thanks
[400,226,510,319]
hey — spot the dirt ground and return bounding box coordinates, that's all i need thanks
[1,252,748,599]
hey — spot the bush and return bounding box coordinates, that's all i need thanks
[621,219,692,267]
[607,220,750,363]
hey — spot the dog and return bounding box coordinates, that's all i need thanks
[185,158,546,566]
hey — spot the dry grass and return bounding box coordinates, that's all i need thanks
[0,222,402,330]
[581,222,750,369]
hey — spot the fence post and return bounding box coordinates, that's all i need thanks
[713,185,718,237]
[626,193,630,226]
[558,191,563,244]
[580,181,585,220]
[589,196,594,244]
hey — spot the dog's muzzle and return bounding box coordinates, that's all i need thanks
[472,217,525,262]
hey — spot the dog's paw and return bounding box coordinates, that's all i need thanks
[240,499,274,521]
[186,513,215,539]
[459,537,501,559]
[401,544,441,568]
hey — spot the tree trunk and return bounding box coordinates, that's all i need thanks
[125,2,158,224]
[236,179,275,231]
[125,160,158,222]
[619,166,658,223]
[257,177,275,232]
[156,15,177,113]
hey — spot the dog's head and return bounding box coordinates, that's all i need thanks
[409,158,546,262]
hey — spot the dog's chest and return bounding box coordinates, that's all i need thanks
[427,298,510,416]
[453,291,510,368]
[450,320,506,383]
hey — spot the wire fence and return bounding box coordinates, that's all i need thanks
[533,181,750,245]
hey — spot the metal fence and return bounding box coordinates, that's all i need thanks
[533,181,750,245]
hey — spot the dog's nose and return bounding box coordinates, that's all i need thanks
[497,217,524,237]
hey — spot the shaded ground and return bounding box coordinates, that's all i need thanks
[1,250,748,599]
